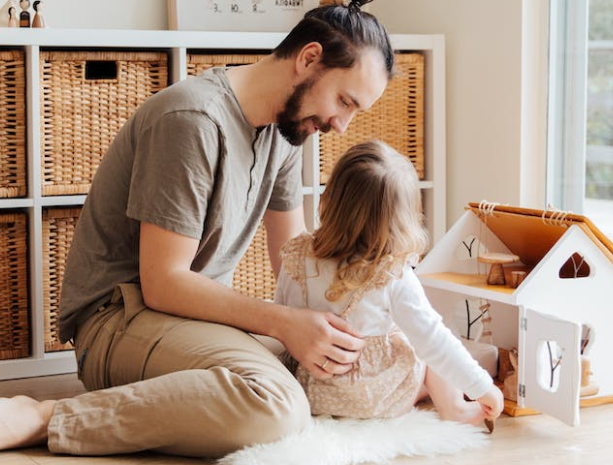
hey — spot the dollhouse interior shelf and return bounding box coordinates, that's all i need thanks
[419,272,516,303]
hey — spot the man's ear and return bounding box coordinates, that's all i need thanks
[295,42,323,75]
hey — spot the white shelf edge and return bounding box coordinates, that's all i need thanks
[39,196,87,207]
[390,33,445,50]
[419,275,516,305]
[0,29,286,48]
[0,29,443,51]
[0,199,33,208]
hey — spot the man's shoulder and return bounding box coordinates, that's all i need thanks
[151,68,231,114]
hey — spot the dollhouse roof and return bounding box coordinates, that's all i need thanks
[467,203,613,268]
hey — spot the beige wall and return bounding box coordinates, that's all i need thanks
[372,0,524,225]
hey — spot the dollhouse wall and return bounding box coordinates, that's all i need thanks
[515,225,613,398]
[417,211,613,405]
[417,211,519,275]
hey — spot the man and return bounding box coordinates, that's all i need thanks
[0,1,393,457]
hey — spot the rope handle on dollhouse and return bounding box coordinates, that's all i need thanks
[477,200,574,227]
[542,204,573,227]
[475,200,504,274]
[477,200,500,217]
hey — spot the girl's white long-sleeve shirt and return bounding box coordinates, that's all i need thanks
[274,255,493,401]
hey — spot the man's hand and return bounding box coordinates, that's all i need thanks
[278,308,365,380]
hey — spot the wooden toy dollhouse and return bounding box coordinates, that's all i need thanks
[416,201,613,426]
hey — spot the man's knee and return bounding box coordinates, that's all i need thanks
[239,376,311,445]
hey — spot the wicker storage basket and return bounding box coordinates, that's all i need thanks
[187,53,267,76]
[42,207,81,352]
[319,53,425,184]
[40,51,168,196]
[0,50,26,198]
[0,212,29,360]
[233,224,276,301]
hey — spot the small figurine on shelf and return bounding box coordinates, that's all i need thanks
[32,0,46,28]
[19,0,30,27]
[8,4,19,27]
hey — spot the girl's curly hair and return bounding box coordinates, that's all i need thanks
[311,140,429,301]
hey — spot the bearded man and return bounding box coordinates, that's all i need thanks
[0,0,393,458]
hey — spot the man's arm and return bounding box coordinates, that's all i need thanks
[263,206,306,278]
[139,221,365,379]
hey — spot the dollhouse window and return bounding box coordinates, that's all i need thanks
[536,340,563,392]
[558,252,591,279]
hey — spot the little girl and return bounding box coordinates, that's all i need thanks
[275,140,503,428]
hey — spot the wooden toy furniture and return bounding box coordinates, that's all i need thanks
[416,201,613,426]
[477,252,520,285]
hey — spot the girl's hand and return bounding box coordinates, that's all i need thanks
[477,385,504,420]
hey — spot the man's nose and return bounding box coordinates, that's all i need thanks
[331,114,352,134]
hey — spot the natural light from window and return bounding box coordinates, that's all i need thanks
[548,0,613,241]
[585,0,613,239]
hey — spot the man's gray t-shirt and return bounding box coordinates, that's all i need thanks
[58,67,303,343]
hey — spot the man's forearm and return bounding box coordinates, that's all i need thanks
[141,268,292,340]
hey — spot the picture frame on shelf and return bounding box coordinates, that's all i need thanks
[167,0,320,32]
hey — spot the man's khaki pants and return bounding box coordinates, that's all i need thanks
[47,283,311,457]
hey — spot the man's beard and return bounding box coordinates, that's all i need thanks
[276,77,331,146]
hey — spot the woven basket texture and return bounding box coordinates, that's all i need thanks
[0,212,29,360]
[40,51,168,196]
[319,53,425,184]
[42,207,81,352]
[232,223,276,301]
[187,53,267,76]
[0,50,26,198]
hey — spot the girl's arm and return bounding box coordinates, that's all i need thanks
[389,266,493,401]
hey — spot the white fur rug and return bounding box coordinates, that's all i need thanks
[217,409,488,465]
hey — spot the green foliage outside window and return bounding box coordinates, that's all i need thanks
[586,0,613,199]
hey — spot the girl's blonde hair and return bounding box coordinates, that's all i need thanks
[312,140,428,301]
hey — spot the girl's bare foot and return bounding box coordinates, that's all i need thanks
[0,396,55,450]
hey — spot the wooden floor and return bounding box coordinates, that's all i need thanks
[1,374,612,464]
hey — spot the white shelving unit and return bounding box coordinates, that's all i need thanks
[0,29,446,380]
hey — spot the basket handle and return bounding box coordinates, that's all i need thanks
[84,60,119,81]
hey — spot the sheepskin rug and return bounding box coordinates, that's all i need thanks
[218,408,488,465]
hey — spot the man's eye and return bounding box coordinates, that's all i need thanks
[340,97,350,108]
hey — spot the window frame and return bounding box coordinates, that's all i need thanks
[546,0,589,213]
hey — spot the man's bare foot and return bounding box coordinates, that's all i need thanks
[0,396,55,450]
